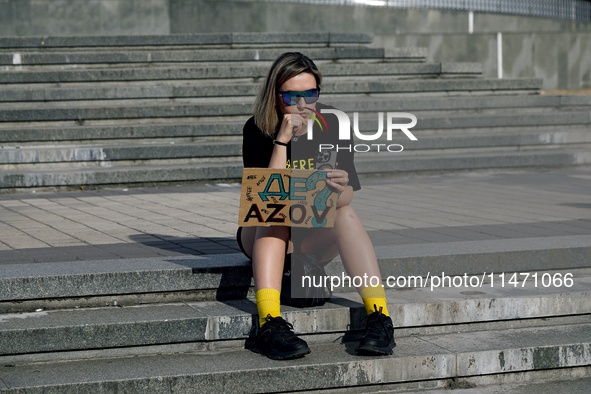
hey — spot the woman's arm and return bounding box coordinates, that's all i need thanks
[336,185,353,207]
[327,168,353,207]
[268,143,288,169]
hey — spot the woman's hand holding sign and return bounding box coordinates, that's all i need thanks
[326,165,352,207]
[326,169,348,192]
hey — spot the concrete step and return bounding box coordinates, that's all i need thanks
[0,141,241,167]
[384,47,429,62]
[1,130,589,168]
[412,112,591,134]
[0,99,254,123]
[6,92,577,117]
[0,62,472,84]
[354,149,591,174]
[400,378,591,394]
[357,130,591,154]
[1,149,589,187]
[0,323,589,393]
[326,94,591,113]
[0,32,373,50]
[0,272,589,361]
[2,235,590,306]
[0,122,244,144]
[1,110,589,144]
[0,46,386,67]
[1,107,585,139]
[0,161,242,187]
[3,92,580,124]
[0,78,534,103]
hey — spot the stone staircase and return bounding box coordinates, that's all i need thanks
[0,238,590,392]
[2,32,589,189]
[1,32,590,392]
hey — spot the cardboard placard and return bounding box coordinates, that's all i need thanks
[238,168,337,228]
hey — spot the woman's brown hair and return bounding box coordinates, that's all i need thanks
[253,52,322,138]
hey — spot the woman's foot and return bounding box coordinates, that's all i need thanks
[254,315,311,360]
[355,306,396,356]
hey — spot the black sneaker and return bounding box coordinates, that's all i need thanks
[254,315,311,360]
[355,305,396,356]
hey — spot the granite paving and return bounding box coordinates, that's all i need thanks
[0,167,589,265]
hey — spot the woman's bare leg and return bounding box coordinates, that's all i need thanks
[300,206,382,290]
[243,226,291,291]
[240,227,293,260]
[242,205,381,291]
[300,206,394,355]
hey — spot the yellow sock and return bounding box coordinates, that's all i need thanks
[359,285,389,317]
[256,288,281,327]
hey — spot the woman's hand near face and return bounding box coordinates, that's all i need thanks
[276,113,305,143]
[269,112,304,169]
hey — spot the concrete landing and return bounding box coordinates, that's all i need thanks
[0,167,589,264]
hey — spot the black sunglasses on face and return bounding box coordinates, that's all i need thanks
[278,88,320,105]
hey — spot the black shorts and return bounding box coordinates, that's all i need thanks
[236,227,251,260]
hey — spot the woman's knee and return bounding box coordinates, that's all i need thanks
[256,225,289,239]
[335,205,360,225]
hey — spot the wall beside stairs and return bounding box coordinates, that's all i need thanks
[374,31,591,91]
[0,0,171,36]
[3,0,591,38]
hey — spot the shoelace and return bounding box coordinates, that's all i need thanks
[262,315,296,339]
[360,305,389,337]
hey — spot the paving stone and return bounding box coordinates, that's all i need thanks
[96,246,162,259]
[15,247,74,261]
[569,219,591,229]
[1,168,591,264]
[500,223,579,237]
[0,250,34,264]
[525,221,587,234]
[60,246,121,261]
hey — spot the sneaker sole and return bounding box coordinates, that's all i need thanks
[355,342,396,356]
[253,346,311,360]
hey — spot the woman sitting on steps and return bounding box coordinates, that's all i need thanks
[236,52,395,360]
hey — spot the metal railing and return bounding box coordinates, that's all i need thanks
[243,0,591,21]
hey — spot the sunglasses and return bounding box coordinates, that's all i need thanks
[278,88,320,105]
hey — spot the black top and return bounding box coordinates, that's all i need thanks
[242,102,361,191]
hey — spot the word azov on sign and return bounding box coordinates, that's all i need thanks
[243,171,334,228]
